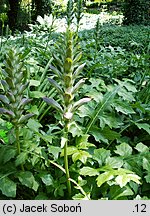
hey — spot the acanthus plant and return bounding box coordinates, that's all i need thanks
[0,48,34,170]
[43,28,91,198]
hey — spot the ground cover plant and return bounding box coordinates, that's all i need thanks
[0,0,150,200]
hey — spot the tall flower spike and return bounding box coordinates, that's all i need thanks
[0,48,34,126]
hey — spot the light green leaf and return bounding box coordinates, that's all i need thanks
[145,174,150,183]
[77,105,92,118]
[123,81,137,92]
[48,146,61,159]
[115,174,130,187]
[135,143,149,153]
[40,174,54,186]
[28,105,39,115]
[0,175,16,197]
[72,150,91,164]
[68,121,82,137]
[30,79,40,87]
[30,91,45,98]
[27,119,42,132]
[106,157,123,168]
[99,113,123,129]
[114,170,141,187]
[96,171,114,187]
[114,143,132,157]
[61,146,77,157]
[80,167,99,176]
[143,158,150,171]
[17,171,39,191]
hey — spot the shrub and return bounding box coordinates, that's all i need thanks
[123,0,150,25]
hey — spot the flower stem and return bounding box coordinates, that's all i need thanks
[64,122,71,198]
[15,125,24,171]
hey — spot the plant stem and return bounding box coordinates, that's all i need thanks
[64,122,71,198]
[15,125,24,171]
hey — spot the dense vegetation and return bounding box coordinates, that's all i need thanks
[0,0,150,200]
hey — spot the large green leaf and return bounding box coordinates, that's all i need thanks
[114,143,132,157]
[29,79,40,87]
[0,175,16,197]
[106,157,123,169]
[135,143,149,153]
[27,119,42,132]
[118,87,135,102]
[90,126,120,143]
[60,146,77,157]
[72,150,91,164]
[99,113,123,129]
[68,121,83,137]
[143,158,150,171]
[15,152,28,166]
[109,185,133,200]
[48,146,61,159]
[96,171,114,187]
[85,85,121,134]
[3,147,16,164]
[93,148,111,166]
[89,126,108,143]
[145,174,150,183]
[112,100,135,115]
[115,173,141,188]
[17,171,39,191]
[80,167,99,176]
[40,173,54,186]
[134,122,150,135]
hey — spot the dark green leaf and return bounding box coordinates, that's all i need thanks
[112,100,135,115]
[93,148,111,166]
[134,123,150,135]
[43,97,63,113]
[18,113,35,124]
[0,95,9,104]
[48,77,63,94]
[0,175,16,197]
[17,171,39,191]
[0,108,15,117]
[15,152,28,166]
[40,174,54,186]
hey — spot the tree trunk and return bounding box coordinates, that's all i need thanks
[7,0,20,32]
